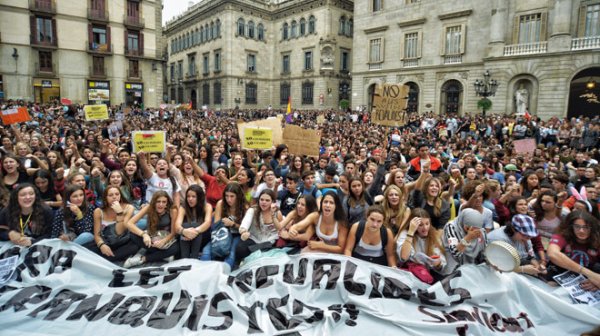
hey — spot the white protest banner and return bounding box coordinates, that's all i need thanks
[1,240,599,335]
[513,138,537,155]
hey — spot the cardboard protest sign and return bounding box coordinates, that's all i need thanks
[283,125,321,157]
[371,84,409,126]
[84,104,109,121]
[513,138,537,155]
[0,240,599,336]
[132,131,166,153]
[237,117,283,147]
[1,107,31,125]
[241,127,273,150]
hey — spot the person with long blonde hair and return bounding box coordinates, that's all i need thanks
[408,176,450,230]
[382,185,410,236]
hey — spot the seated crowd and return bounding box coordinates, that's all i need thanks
[0,102,599,292]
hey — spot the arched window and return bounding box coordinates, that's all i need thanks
[406,82,420,114]
[200,27,204,43]
[308,15,316,34]
[211,22,216,39]
[205,24,210,40]
[248,21,255,38]
[300,18,306,35]
[257,23,264,40]
[216,19,221,37]
[291,20,297,38]
[194,29,199,45]
[177,37,181,51]
[171,39,175,53]
[283,22,289,40]
[339,16,346,35]
[186,33,190,48]
[207,24,212,40]
[441,80,463,115]
[237,18,245,36]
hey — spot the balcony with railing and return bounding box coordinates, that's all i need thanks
[35,62,56,76]
[86,42,113,54]
[402,59,419,67]
[123,15,145,29]
[127,68,142,80]
[124,46,144,57]
[571,36,600,50]
[31,34,58,48]
[88,7,109,22]
[89,65,107,78]
[503,41,547,56]
[29,0,56,14]
[443,55,462,64]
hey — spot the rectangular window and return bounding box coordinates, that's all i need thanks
[214,82,222,104]
[302,82,313,105]
[280,84,290,105]
[214,51,221,72]
[39,51,52,72]
[282,54,290,73]
[404,32,419,59]
[245,84,257,104]
[203,53,209,74]
[126,0,139,18]
[304,51,312,70]
[188,55,195,76]
[178,61,183,79]
[90,0,106,19]
[92,26,107,48]
[369,38,383,63]
[92,56,104,76]
[341,50,349,71]
[444,25,462,54]
[585,4,600,36]
[128,59,139,78]
[518,13,542,43]
[127,31,139,53]
[170,63,175,81]
[203,83,210,105]
[247,54,256,72]
[372,0,383,12]
[36,17,54,44]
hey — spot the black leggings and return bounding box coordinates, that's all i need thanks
[131,234,180,263]
[84,241,139,262]
[235,239,274,264]
[179,233,209,259]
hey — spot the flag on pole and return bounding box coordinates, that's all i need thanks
[285,96,293,123]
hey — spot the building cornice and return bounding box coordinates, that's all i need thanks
[364,25,389,34]
[397,18,426,28]
[438,9,473,20]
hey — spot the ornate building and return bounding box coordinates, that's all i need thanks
[0,0,164,107]
[352,0,600,119]
[164,0,353,110]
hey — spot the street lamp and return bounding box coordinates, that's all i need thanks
[473,70,498,117]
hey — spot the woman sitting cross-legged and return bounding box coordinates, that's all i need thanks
[174,185,212,259]
[344,205,396,267]
[276,194,319,248]
[124,191,179,268]
[51,184,95,245]
[86,186,137,262]
[236,189,282,265]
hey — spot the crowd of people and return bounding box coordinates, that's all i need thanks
[0,100,599,294]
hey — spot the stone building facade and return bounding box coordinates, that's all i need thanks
[0,0,163,107]
[352,0,600,119]
[164,0,353,110]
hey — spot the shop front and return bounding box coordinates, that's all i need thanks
[33,78,60,104]
[125,82,143,108]
[88,80,111,105]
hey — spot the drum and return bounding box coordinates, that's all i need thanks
[485,241,520,272]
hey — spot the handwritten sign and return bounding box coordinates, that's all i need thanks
[83,104,109,121]
[513,138,537,155]
[237,117,283,147]
[371,84,409,126]
[1,107,31,125]
[132,131,166,153]
[241,127,273,150]
[283,125,321,157]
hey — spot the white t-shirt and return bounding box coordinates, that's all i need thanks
[145,172,181,202]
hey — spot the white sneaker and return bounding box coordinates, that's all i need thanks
[123,254,144,268]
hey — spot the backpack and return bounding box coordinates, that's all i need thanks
[299,185,318,199]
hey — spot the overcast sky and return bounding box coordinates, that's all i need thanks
[162,0,200,25]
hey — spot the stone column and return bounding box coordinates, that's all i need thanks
[548,0,573,52]
[487,0,508,57]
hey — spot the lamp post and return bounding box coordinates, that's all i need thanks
[473,70,498,117]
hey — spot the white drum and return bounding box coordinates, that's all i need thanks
[485,241,521,272]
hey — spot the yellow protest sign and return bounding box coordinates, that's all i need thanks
[84,104,109,121]
[371,84,409,126]
[283,125,321,157]
[132,131,166,153]
[237,117,283,146]
[241,127,273,150]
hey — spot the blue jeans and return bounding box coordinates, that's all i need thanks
[200,234,241,269]
[73,232,94,245]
